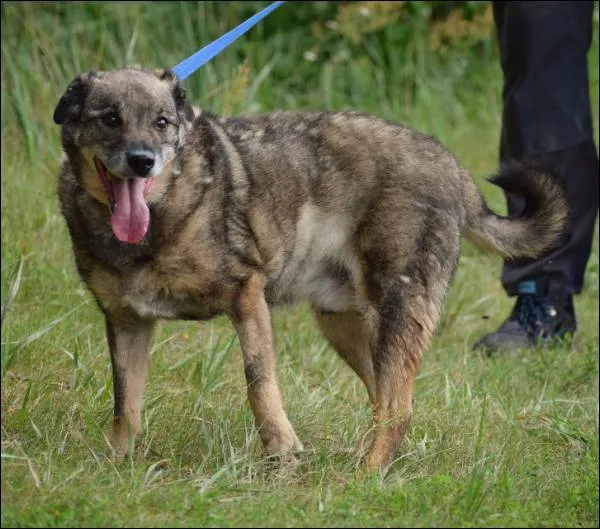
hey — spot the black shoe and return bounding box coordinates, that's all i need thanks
[473,279,577,354]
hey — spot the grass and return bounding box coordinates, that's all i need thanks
[1,2,598,527]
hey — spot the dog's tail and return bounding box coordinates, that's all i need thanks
[463,160,568,260]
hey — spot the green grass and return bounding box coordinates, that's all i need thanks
[1,2,598,527]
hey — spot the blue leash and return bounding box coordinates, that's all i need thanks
[172,1,286,81]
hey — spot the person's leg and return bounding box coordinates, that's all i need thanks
[501,144,599,296]
[474,1,599,353]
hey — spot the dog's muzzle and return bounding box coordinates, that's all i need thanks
[126,149,155,177]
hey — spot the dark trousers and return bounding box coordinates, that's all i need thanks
[493,1,599,296]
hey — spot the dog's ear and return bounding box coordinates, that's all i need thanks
[159,69,195,123]
[53,71,97,125]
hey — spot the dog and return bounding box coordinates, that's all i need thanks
[53,67,567,471]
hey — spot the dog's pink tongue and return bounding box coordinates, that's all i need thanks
[111,178,150,244]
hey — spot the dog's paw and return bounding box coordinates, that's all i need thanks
[110,418,137,461]
[261,447,305,479]
[264,421,304,457]
[110,438,130,462]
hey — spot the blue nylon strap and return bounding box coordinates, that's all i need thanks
[172,1,286,81]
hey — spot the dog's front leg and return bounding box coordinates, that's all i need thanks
[230,274,303,457]
[105,315,155,459]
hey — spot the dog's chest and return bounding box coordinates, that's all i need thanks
[120,260,226,321]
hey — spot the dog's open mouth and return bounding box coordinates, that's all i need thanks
[94,157,154,244]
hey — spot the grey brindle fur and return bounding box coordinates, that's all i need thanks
[54,68,567,471]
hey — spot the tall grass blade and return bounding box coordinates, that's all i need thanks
[1,257,24,328]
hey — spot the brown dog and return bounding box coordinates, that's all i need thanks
[54,67,567,470]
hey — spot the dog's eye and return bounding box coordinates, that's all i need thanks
[102,113,122,128]
[155,117,169,130]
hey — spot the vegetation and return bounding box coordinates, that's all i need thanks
[2,2,598,527]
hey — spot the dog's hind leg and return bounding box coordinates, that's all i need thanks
[365,290,425,471]
[314,308,377,404]
[230,273,303,457]
[314,308,380,458]
[363,211,460,471]
[106,315,155,459]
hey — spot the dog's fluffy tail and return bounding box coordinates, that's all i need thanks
[463,160,568,261]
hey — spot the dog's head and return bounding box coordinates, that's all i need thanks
[54,67,195,244]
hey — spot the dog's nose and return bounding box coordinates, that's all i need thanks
[127,151,155,176]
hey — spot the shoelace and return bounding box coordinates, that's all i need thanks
[515,294,558,337]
